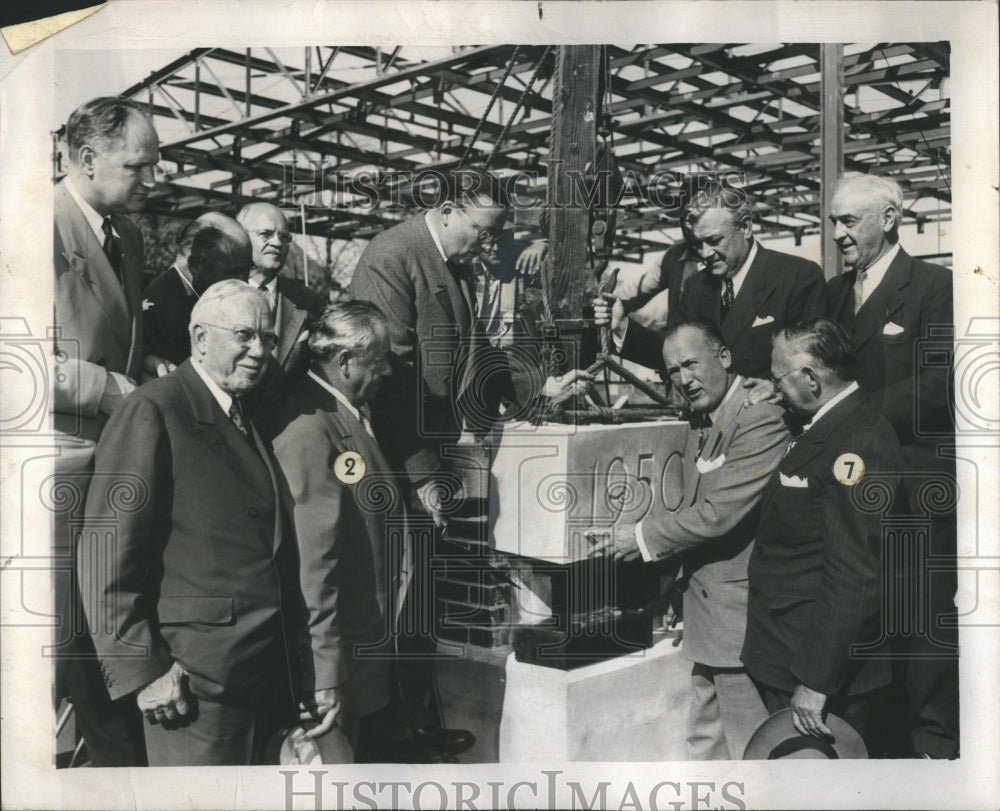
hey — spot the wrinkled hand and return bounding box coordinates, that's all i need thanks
[790,683,832,739]
[543,369,595,405]
[98,371,137,416]
[584,524,642,561]
[136,661,190,724]
[742,377,780,406]
[591,296,627,343]
[299,687,342,739]
[144,353,177,379]
[515,240,548,274]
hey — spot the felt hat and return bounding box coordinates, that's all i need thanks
[743,708,868,760]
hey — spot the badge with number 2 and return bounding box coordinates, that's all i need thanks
[334,451,366,484]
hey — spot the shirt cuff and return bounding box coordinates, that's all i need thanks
[635,521,654,563]
[611,319,628,353]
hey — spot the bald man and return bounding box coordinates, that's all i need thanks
[142,212,253,366]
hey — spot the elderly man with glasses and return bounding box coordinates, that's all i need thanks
[78,280,302,765]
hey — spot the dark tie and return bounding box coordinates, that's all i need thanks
[228,398,251,438]
[693,412,713,454]
[720,277,735,319]
[101,217,124,288]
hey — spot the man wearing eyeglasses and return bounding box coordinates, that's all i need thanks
[78,280,302,765]
[237,202,325,406]
[349,166,508,757]
[742,318,902,755]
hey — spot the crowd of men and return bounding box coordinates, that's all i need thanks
[52,95,957,766]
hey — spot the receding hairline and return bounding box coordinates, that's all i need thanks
[236,202,288,227]
[833,173,904,211]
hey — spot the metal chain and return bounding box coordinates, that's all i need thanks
[457,46,521,170]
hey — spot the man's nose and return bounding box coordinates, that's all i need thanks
[678,368,693,386]
[833,221,847,240]
[139,165,158,189]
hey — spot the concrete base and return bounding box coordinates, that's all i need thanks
[499,634,691,761]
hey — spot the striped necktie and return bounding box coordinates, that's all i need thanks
[101,217,124,288]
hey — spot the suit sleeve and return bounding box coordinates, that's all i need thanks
[272,420,349,692]
[350,246,418,367]
[640,405,790,558]
[79,394,175,699]
[617,318,669,371]
[790,429,901,695]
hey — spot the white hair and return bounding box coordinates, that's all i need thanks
[189,279,269,339]
[834,172,905,216]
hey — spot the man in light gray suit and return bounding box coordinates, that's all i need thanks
[593,317,790,760]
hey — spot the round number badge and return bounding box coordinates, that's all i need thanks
[334,451,366,484]
[833,453,865,486]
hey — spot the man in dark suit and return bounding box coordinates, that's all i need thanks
[142,212,253,365]
[595,318,789,760]
[595,180,827,380]
[742,318,903,750]
[826,172,957,758]
[52,96,160,766]
[78,280,301,765]
[272,301,400,759]
[237,202,324,391]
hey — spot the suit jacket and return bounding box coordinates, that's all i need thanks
[53,179,145,442]
[826,247,953,454]
[350,214,488,483]
[620,244,827,379]
[78,360,301,708]
[640,383,789,667]
[742,387,903,697]
[142,267,195,366]
[272,373,399,719]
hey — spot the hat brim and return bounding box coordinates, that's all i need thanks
[743,708,868,760]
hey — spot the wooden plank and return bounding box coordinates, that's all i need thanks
[820,43,845,281]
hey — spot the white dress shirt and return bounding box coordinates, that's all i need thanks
[854,243,900,310]
[308,370,375,438]
[64,175,118,241]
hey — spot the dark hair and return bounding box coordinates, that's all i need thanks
[663,316,728,353]
[684,178,753,230]
[309,300,390,361]
[443,165,508,209]
[779,317,857,380]
[65,96,153,162]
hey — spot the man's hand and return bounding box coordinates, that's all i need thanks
[144,353,177,379]
[584,523,642,561]
[416,479,462,528]
[98,371,137,416]
[543,369,595,405]
[515,240,548,275]
[790,683,832,739]
[591,296,627,344]
[299,687,342,739]
[742,377,779,406]
[136,661,190,724]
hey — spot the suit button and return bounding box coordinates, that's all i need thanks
[701,589,708,598]
[248,507,259,518]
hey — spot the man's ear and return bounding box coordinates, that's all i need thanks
[440,201,456,224]
[880,204,900,234]
[338,349,352,378]
[78,144,97,177]
[802,365,821,394]
[718,345,733,371]
[190,323,208,356]
[738,215,753,238]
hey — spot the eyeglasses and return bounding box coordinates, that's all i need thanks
[252,229,293,245]
[200,323,279,351]
[459,209,503,246]
[770,367,806,387]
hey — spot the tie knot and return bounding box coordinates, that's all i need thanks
[102,216,114,236]
[691,412,712,430]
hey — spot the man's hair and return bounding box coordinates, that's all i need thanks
[442,165,508,209]
[189,279,267,338]
[684,178,753,230]
[235,201,288,229]
[778,317,857,381]
[65,97,153,162]
[834,172,905,219]
[178,212,247,259]
[662,317,728,354]
[309,300,390,361]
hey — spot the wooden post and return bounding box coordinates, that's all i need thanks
[546,45,602,318]
[820,43,844,280]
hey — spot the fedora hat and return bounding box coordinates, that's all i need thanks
[743,708,868,760]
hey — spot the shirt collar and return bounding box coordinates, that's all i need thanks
[191,357,234,417]
[708,375,743,423]
[308,370,362,423]
[173,265,197,298]
[857,242,900,288]
[425,211,450,263]
[256,276,278,296]
[64,175,113,242]
[801,380,860,433]
[727,239,758,297]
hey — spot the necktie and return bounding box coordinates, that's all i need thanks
[228,399,250,438]
[358,405,376,439]
[721,277,735,319]
[693,413,713,455]
[101,217,124,288]
[853,269,868,314]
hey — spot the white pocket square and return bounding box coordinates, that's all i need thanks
[883,322,904,336]
[752,315,775,328]
[779,473,809,488]
[696,454,726,474]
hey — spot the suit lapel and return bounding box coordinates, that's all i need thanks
[55,183,133,357]
[275,280,308,365]
[852,250,909,348]
[688,270,722,322]
[783,388,868,474]
[722,248,774,342]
